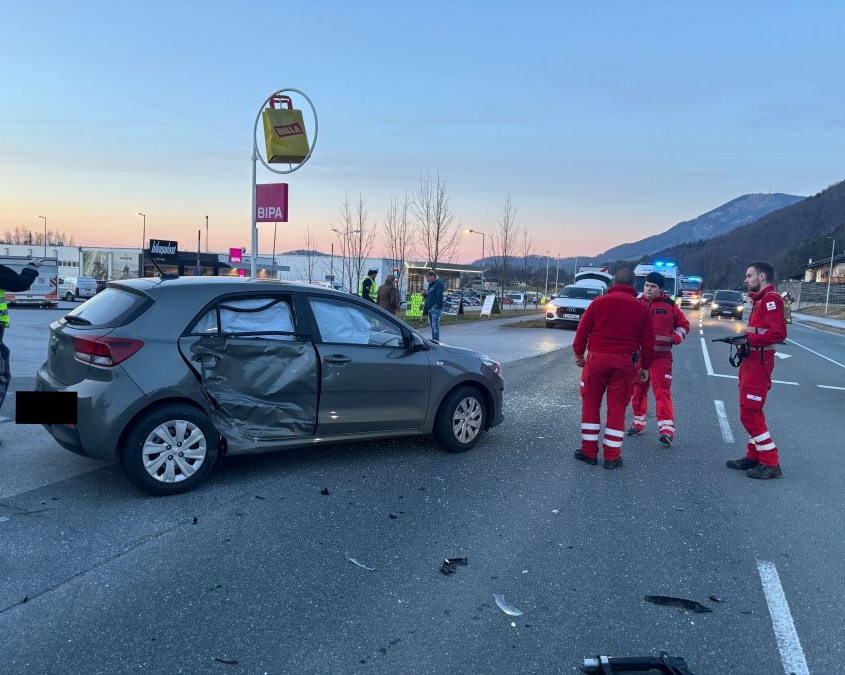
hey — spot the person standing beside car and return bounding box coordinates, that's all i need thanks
[377,274,399,315]
[572,268,654,469]
[0,258,42,418]
[626,271,689,446]
[359,268,378,302]
[423,269,444,341]
[724,261,787,480]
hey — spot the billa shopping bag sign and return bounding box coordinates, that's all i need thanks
[261,97,310,164]
[229,247,243,263]
[149,239,179,263]
[256,183,289,222]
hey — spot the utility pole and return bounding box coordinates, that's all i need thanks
[825,237,836,315]
[205,215,209,252]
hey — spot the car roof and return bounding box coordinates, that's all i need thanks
[110,276,346,302]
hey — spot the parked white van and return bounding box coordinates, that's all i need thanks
[58,276,98,301]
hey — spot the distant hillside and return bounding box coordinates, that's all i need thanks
[600,193,806,261]
[641,180,845,288]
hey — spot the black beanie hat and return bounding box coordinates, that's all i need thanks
[645,271,665,288]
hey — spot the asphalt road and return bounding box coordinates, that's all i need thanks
[1,303,844,673]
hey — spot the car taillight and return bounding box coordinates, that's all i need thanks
[72,336,144,367]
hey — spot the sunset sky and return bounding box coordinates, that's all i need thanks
[2,1,843,262]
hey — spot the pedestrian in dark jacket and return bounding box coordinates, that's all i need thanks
[0,259,42,416]
[377,274,399,314]
[423,269,445,341]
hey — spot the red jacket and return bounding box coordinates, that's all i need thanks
[642,293,690,358]
[745,285,787,348]
[573,285,655,369]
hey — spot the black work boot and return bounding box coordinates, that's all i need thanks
[659,434,674,447]
[626,426,644,437]
[746,464,782,480]
[573,450,598,466]
[603,458,623,469]
[726,457,757,470]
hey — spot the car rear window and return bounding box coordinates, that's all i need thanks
[61,286,151,328]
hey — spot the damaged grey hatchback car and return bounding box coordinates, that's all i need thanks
[36,277,504,495]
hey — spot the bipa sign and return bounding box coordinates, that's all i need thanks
[255,183,289,222]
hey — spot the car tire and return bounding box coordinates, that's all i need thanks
[120,404,219,495]
[545,321,555,329]
[65,292,74,301]
[434,385,486,453]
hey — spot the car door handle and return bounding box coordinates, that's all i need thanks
[324,355,352,364]
[192,354,219,366]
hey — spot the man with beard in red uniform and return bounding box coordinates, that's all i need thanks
[724,261,787,479]
[626,271,690,446]
[573,268,654,469]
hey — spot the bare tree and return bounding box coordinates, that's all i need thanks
[334,193,376,294]
[381,192,416,292]
[518,225,534,289]
[297,227,318,283]
[334,195,356,293]
[411,172,460,269]
[490,196,519,297]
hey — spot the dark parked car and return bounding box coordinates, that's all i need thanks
[37,277,505,495]
[710,289,744,320]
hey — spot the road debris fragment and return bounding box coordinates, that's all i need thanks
[493,593,524,616]
[644,595,713,613]
[440,557,468,575]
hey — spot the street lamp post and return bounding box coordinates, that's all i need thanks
[136,212,146,277]
[465,229,486,289]
[544,252,551,298]
[554,253,561,293]
[825,237,836,316]
[205,215,209,252]
[38,216,47,256]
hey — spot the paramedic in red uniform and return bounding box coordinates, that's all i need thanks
[572,268,654,469]
[626,271,690,446]
[725,261,787,479]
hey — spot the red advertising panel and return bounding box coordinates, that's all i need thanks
[255,183,289,222]
[230,247,243,263]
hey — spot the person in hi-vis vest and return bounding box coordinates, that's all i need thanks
[0,259,42,416]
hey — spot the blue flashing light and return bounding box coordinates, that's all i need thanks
[665,262,676,267]
[655,261,665,267]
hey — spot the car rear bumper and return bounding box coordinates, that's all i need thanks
[36,365,147,461]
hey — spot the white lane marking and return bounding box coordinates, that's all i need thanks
[703,339,798,384]
[701,337,715,375]
[757,560,810,675]
[714,400,734,443]
[785,337,845,369]
[775,352,792,360]
[818,384,845,391]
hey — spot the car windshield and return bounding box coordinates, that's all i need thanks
[561,286,602,299]
[715,291,742,302]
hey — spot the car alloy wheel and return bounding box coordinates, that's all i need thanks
[435,385,486,453]
[121,404,219,495]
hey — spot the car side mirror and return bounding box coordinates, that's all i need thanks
[409,332,427,351]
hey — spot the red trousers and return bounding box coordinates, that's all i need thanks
[739,350,779,466]
[579,351,636,461]
[630,356,675,436]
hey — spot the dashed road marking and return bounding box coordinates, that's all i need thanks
[757,560,810,675]
[714,400,734,443]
